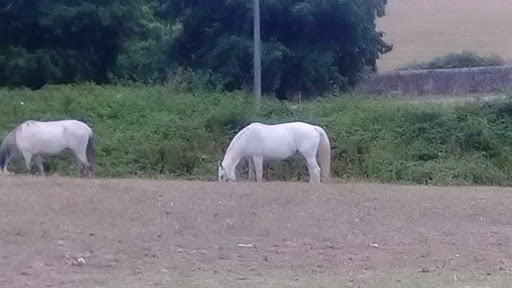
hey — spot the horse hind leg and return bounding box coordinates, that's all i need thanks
[85,162,92,178]
[76,161,85,178]
[300,151,321,184]
[74,151,91,178]
[306,157,321,183]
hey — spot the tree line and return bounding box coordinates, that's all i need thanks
[0,0,392,98]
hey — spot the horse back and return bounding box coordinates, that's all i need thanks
[245,123,313,157]
[16,120,92,154]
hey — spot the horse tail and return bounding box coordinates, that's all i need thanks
[315,126,331,180]
[86,132,94,175]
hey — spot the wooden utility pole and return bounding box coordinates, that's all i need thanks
[253,0,262,110]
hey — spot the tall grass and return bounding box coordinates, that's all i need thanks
[1,84,512,185]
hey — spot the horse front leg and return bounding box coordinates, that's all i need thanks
[253,156,263,182]
[34,154,45,176]
[248,157,255,181]
[22,151,33,175]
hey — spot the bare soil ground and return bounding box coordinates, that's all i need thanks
[2,176,512,287]
[377,0,512,71]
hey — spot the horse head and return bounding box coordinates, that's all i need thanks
[218,162,227,182]
[218,161,235,182]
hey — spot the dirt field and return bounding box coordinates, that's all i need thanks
[377,0,512,71]
[2,176,512,287]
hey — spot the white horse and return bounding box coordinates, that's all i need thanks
[218,121,331,183]
[0,120,94,177]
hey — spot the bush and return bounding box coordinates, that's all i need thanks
[400,50,506,70]
[2,84,512,185]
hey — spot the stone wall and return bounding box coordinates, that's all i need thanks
[355,66,512,95]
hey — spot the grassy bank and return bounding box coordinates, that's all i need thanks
[1,84,512,185]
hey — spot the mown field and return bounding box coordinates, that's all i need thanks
[2,84,512,185]
[377,0,512,70]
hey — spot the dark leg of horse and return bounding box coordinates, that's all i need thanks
[80,160,92,178]
[248,157,255,181]
[77,162,85,178]
[85,164,93,178]
[74,151,91,178]
[34,154,45,176]
[73,154,83,177]
[78,162,93,178]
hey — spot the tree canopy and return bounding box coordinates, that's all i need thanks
[0,0,392,96]
[0,0,167,88]
[164,0,392,97]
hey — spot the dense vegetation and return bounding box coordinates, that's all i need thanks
[399,50,506,70]
[2,84,512,185]
[0,0,391,95]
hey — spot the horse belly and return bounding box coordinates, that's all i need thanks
[258,138,297,159]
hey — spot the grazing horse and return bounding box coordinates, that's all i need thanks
[218,121,331,183]
[0,120,94,177]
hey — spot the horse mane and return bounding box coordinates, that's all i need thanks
[224,124,253,160]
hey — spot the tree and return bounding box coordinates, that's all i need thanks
[0,0,168,88]
[162,0,392,98]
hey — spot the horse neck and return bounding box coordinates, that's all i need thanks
[222,146,242,170]
[222,135,247,170]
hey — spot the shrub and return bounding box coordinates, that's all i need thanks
[1,84,512,185]
[400,50,506,70]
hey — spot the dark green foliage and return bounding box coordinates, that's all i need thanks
[163,0,392,96]
[0,0,168,88]
[397,107,457,161]
[1,0,392,94]
[400,50,506,70]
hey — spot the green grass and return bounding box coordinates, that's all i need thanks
[2,84,512,185]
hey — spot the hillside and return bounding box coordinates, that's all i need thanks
[377,0,512,71]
